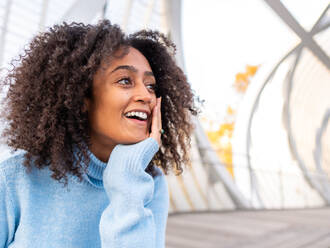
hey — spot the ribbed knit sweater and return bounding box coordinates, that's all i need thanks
[0,137,169,248]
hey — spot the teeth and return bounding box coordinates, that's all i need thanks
[125,111,147,120]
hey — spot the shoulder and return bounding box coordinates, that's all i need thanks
[0,153,27,206]
[0,151,50,189]
[0,152,27,180]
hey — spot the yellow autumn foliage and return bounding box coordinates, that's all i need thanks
[227,106,235,115]
[246,65,258,76]
[205,64,258,178]
[218,122,234,137]
[233,64,259,93]
[206,122,235,177]
[235,72,248,83]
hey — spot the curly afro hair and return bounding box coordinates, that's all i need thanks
[1,20,198,184]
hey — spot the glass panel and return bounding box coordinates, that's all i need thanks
[281,0,329,31]
[182,0,299,124]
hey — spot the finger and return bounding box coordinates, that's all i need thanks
[151,98,159,134]
[157,97,162,146]
[150,98,161,145]
[158,97,162,129]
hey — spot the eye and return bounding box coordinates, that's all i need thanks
[146,83,157,92]
[117,77,131,85]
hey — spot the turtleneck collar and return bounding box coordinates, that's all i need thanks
[83,150,108,188]
[73,145,108,189]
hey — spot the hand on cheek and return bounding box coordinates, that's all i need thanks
[149,97,162,146]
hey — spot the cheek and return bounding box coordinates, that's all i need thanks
[88,98,114,127]
[151,96,157,109]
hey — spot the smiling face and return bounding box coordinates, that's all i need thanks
[85,47,157,162]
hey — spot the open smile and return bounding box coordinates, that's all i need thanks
[124,109,150,125]
[126,117,148,126]
[124,109,150,126]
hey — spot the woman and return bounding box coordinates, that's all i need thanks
[0,20,197,247]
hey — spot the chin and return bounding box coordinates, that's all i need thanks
[123,134,148,145]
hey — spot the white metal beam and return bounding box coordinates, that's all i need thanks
[39,0,49,31]
[61,0,106,24]
[164,0,250,209]
[0,0,12,68]
[122,0,133,32]
[263,0,330,70]
[143,0,155,29]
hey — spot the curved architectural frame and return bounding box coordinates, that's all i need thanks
[165,0,250,209]
[314,109,330,173]
[244,2,330,204]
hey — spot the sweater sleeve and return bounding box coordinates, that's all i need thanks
[99,137,161,248]
[0,168,16,248]
[146,167,169,248]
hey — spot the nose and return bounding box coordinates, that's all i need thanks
[133,82,153,104]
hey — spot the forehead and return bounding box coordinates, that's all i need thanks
[105,47,152,71]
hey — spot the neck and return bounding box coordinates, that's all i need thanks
[89,138,115,163]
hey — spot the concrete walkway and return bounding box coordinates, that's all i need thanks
[166,208,330,248]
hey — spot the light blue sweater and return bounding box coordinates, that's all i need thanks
[0,138,169,247]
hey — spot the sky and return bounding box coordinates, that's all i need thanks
[182,0,329,125]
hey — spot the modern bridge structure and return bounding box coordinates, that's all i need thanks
[0,0,329,247]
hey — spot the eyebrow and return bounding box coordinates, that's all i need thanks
[110,65,154,77]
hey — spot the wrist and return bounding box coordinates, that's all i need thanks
[109,138,159,172]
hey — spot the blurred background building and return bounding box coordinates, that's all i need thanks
[0,0,330,246]
[0,0,330,248]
